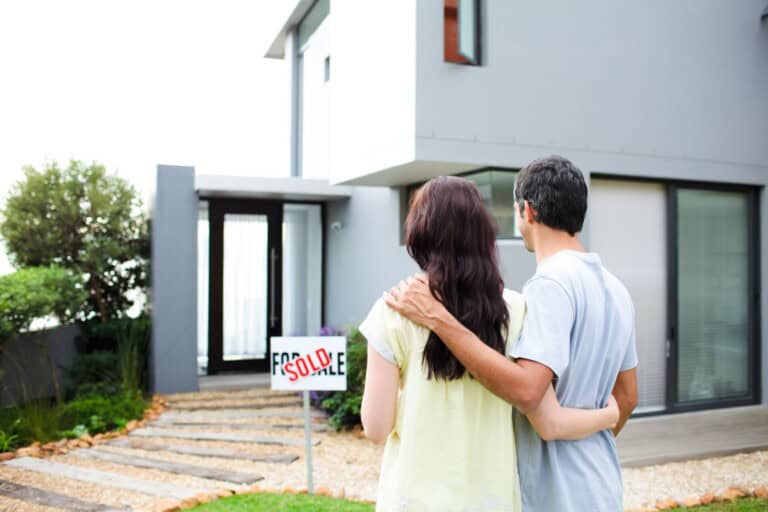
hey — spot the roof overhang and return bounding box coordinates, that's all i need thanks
[332,160,480,187]
[195,175,353,201]
[265,0,316,59]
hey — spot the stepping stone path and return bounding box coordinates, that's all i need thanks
[0,388,327,511]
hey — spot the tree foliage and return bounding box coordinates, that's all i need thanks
[0,161,149,322]
[0,266,86,341]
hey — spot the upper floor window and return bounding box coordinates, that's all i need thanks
[444,0,482,65]
[463,169,520,239]
[406,169,520,240]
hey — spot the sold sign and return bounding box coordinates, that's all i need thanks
[270,337,347,391]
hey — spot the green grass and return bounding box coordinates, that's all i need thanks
[681,498,768,511]
[187,496,768,512]
[188,493,374,512]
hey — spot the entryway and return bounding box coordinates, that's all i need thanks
[196,198,324,376]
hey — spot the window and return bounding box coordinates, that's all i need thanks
[444,0,481,65]
[405,169,520,240]
[463,169,519,238]
[292,0,330,177]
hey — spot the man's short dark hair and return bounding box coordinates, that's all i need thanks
[514,155,588,236]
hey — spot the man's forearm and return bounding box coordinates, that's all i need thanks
[429,310,549,412]
[612,395,635,436]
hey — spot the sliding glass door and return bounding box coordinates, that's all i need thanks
[591,178,759,414]
[670,186,759,410]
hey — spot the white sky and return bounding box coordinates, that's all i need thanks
[0,1,295,275]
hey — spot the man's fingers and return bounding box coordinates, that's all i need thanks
[383,291,401,311]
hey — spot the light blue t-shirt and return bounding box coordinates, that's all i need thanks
[509,250,638,512]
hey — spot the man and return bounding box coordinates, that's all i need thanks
[384,155,639,511]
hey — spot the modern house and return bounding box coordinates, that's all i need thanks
[151,0,768,418]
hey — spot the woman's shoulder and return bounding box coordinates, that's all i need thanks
[502,288,526,343]
[364,296,425,335]
[502,288,525,312]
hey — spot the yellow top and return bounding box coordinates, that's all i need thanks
[359,289,525,512]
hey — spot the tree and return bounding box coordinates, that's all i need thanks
[0,161,149,322]
[0,266,87,403]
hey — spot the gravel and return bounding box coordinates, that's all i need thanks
[622,450,768,510]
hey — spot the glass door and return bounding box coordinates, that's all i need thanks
[207,199,282,373]
[669,186,759,410]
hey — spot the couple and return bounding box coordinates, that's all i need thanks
[359,156,639,512]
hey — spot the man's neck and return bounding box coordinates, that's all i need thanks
[533,229,585,264]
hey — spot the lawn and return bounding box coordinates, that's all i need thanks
[188,493,374,512]
[682,498,768,511]
[188,494,768,511]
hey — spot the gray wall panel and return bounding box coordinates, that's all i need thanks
[324,187,540,329]
[151,165,199,394]
[0,324,80,406]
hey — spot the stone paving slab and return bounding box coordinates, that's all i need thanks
[165,390,298,403]
[4,458,201,500]
[159,409,325,421]
[0,478,128,512]
[129,427,320,447]
[151,420,329,432]
[75,448,263,485]
[106,438,299,464]
[168,399,302,411]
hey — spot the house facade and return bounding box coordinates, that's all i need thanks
[151,0,768,417]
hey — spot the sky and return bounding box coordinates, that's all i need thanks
[0,1,295,275]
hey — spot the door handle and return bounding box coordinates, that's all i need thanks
[270,247,279,329]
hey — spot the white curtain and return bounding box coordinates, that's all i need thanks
[197,203,209,374]
[222,213,269,360]
[282,204,323,337]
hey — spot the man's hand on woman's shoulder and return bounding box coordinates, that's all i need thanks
[383,273,445,331]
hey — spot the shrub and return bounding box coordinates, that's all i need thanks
[117,315,150,395]
[64,351,121,399]
[59,392,146,434]
[66,315,150,398]
[0,431,19,452]
[316,326,367,429]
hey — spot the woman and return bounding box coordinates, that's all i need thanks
[359,176,618,512]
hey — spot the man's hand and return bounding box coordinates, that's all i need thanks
[383,273,447,331]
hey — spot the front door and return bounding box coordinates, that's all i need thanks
[207,199,283,373]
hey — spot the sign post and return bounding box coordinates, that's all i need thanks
[270,336,347,495]
[302,389,313,493]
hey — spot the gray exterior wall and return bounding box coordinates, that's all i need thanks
[323,186,538,328]
[0,324,80,406]
[150,165,199,394]
[324,168,766,407]
[414,1,768,179]
[762,186,767,406]
[324,187,418,327]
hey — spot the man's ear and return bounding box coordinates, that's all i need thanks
[523,200,537,224]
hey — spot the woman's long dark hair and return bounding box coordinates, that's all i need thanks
[405,176,509,381]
